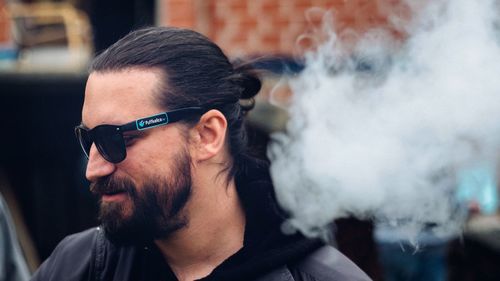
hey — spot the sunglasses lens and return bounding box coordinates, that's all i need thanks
[75,127,92,158]
[94,126,126,163]
[75,126,126,163]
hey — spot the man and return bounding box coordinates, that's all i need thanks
[31,27,371,281]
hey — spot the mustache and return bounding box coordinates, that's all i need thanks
[89,176,135,196]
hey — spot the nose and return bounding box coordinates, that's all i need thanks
[85,144,116,182]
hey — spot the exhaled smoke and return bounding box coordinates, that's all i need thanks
[268,0,500,242]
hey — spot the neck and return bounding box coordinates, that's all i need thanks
[155,178,246,281]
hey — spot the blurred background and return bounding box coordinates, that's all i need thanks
[0,0,499,280]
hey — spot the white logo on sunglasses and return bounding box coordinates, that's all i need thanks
[143,117,165,126]
[137,115,168,130]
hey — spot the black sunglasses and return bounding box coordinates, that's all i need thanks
[75,107,205,163]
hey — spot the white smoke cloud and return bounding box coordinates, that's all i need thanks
[268,0,500,242]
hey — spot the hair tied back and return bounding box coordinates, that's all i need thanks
[231,61,262,112]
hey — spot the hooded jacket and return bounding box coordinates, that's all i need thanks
[31,161,371,281]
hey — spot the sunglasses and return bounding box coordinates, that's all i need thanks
[75,107,205,163]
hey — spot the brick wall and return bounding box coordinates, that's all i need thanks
[161,0,410,56]
[0,0,10,44]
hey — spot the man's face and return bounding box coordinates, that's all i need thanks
[82,68,193,244]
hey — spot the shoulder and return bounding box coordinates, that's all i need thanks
[290,245,372,281]
[31,227,100,281]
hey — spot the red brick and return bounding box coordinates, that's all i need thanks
[260,1,280,13]
[164,0,197,26]
[0,0,9,43]
[166,3,194,18]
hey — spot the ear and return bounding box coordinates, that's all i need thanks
[189,110,228,162]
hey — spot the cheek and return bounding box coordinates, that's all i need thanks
[121,135,186,178]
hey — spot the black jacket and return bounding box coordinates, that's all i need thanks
[31,161,371,281]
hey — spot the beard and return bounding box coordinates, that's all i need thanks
[89,150,192,246]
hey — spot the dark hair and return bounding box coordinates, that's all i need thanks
[90,26,263,181]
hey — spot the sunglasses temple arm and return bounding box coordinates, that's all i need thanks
[120,122,138,131]
[166,107,205,123]
[118,107,205,132]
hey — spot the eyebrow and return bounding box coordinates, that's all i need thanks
[79,119,128,130]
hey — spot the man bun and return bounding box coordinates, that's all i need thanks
[231,62,262,112]
[238,70,261,100]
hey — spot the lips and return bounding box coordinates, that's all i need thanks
[102,189,126,196]
[101,190,128,202]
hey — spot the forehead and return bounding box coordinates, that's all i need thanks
[82,68,165,127]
